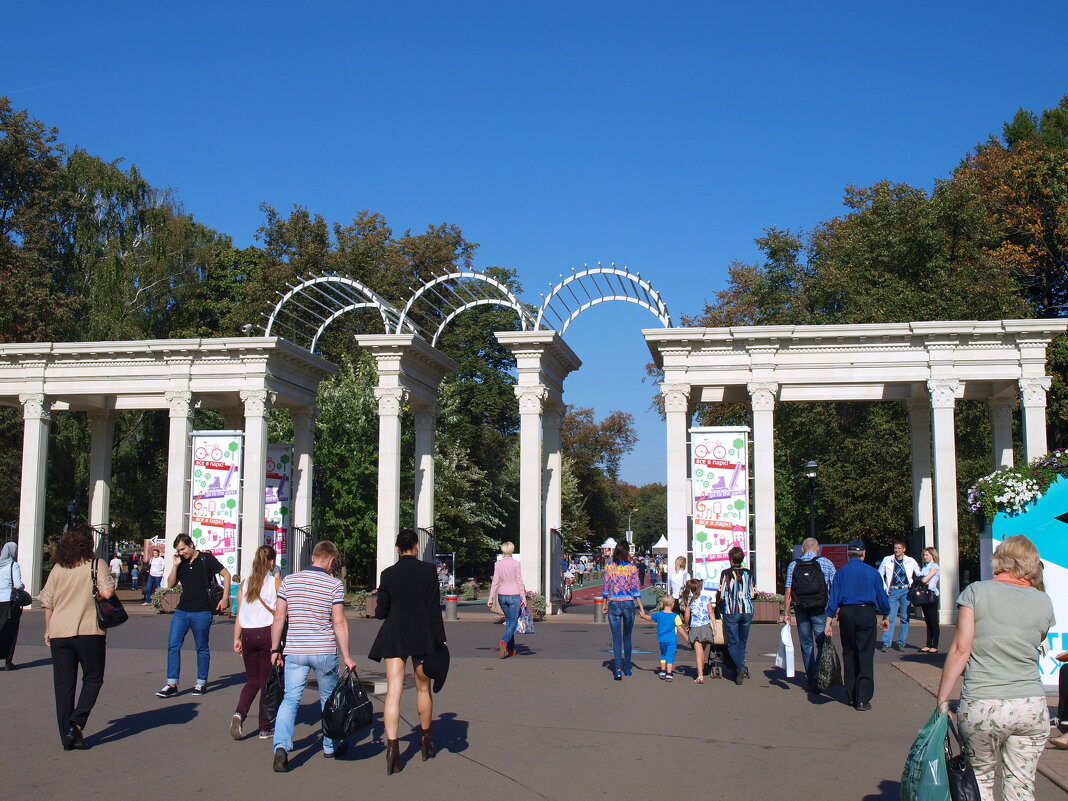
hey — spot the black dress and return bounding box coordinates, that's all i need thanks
[368,555,447,661]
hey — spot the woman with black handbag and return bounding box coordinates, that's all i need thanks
[0,542,27,670]
[38,524,117,750]
[915,547,941,653]
[368,528,447,775]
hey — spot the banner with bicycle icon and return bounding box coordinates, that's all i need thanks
[189,431,243,575]
[690,426,750,590]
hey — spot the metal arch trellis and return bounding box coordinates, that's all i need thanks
[535,263,671,334]
[263,274,421,351]
[395,270,535,346]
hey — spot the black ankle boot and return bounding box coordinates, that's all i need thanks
[420,727,435,760]
[385,738,402,775]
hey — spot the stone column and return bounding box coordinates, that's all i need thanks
[240,389,272,580]
[748,382,777,593]
[17,393,50,596]
[88,412,115,532]
[515,384,547,595]
[929,379,960,624]
[412,404,438,536]
[663,384,691,572]
[988,399,1016,470]
[163,392,194,585]
[1019,378,1052,462]
[543,403,563,611]
[906,399,935,548]
[292,408,316,571]
[374,386,408,582]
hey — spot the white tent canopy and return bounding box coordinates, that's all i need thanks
[600,537,617,550]
[651,535,668,553]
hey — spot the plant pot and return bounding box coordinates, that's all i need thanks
[365,596,377,618]
[158,593,180,614]
[752,599,781,623]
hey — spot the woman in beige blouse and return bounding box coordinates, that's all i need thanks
[39,524,116,751]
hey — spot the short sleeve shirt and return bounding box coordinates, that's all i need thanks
[175,551,225,612]
[651,610,683,641]
[958,580,1055,701]
[687,589,717,627]
[279,567,345,655]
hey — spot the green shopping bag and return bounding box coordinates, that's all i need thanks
[900,708,950,801]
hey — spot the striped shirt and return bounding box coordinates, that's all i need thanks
[278,566,344,655]
[717,567,754,615]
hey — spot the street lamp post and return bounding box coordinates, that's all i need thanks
[804,460,818,540]
[626,507,637,545]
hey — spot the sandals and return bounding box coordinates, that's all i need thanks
[1049,734,1068,750]
[695,676,705,684]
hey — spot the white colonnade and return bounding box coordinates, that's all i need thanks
[645,320,1068,622]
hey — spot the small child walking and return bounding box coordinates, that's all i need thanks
[681,578,717,683]
[650,594,689,681]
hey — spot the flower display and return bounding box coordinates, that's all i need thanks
[967,448,1068,522]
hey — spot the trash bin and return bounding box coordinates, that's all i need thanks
[593,600,605,624]
[445,592,459,621]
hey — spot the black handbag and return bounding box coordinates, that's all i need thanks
[9,564,31,607]
[944,716,981,801]
[907,576,935,606]
[200,554,225,612]
[262,662,285,722]
[91,560,128,629]
[814,641,844,693]
[321,668,373,740]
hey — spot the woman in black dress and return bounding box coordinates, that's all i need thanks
[368,528,447,775]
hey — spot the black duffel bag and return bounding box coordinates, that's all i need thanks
[321,668,373,740]
[262,662,285,722]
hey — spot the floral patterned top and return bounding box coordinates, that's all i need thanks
[601,561,641,602]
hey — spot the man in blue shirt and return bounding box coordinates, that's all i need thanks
[784,537,836,692]
[823,539,889,711]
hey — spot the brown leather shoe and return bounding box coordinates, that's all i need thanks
[499,641,508,659]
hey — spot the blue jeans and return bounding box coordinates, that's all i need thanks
[499,595,522,650]
[166,609,212,685]
[143,574,162,602]
[794,607,827,682]
[607,601,636,674]
[883,588,910,647]
[723,612,753,676]
[273,652,341,754]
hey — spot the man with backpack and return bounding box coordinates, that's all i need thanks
[783,537,836,692]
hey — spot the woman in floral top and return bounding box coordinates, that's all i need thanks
[601,542,651,680]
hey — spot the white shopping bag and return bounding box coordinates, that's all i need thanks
[774,622,796,677]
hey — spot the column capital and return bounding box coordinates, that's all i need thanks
[374,386,408,416]
[746,382,778,411]
[661,383,691,414]
[514,385,548,414]
[1019,377,1052,407]
[19,393,50,421]
[927,379,960,409]
[292,407,319,429]
[987,398,1016,419]
[165,391,195,419]
[542,405,563,429]
[239,389,274,417]
[412,404,439,430]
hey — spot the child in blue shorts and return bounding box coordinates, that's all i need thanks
[650,594,689,681]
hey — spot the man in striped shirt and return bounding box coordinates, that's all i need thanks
[270,540,357,772]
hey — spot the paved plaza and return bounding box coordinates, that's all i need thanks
[6,599,1066,800]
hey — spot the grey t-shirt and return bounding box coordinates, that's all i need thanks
[958,580,1055,701]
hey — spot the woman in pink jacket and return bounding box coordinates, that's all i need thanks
[487,542,526,659]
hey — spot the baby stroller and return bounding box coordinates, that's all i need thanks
[703,625,729,679]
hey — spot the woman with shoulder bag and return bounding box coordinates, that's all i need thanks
[915,547,941,653]
[231,545,281,741]
[38,524,117,750]
[0,542,27,670]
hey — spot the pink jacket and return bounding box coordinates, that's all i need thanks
[489,556,526,601]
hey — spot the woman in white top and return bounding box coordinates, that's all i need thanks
[917,546,941,653]
[668,556,690,599]
[231,545,281,739]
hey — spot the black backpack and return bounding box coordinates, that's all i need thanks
[791,558,828,611]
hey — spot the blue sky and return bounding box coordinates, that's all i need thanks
[4,1,1067,485]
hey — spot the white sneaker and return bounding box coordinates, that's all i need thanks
[230,713,243,740]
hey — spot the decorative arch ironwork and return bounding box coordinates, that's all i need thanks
[535,264,671,334]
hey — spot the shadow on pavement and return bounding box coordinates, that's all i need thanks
[92,702,199,744]
[6,658,51,670]
[861,779,902,799]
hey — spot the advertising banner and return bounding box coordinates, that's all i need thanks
[988,476,1068,690]
[690,427,749,590]
[265,444,293,574]
[189,431,242,576]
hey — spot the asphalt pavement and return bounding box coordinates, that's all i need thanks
[5,598,1065,800]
